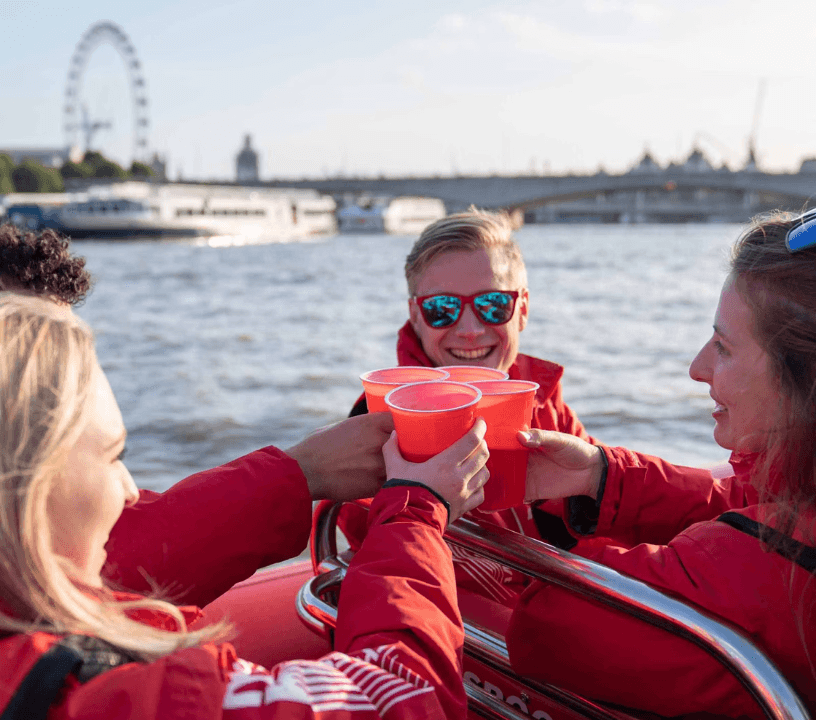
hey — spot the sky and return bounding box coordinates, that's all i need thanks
[3,0,816,181]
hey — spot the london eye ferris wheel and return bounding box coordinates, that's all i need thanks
[63,21,150,164]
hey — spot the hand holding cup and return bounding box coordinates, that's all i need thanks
[383,418,490,522]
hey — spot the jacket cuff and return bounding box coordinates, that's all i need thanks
[381,478,451,524]
[566,447,608,536]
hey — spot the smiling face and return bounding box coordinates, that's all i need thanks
[408,248,528,372]
[689,275,781,454]
[47,366,139,587]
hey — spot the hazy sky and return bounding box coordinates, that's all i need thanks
[3,0,816,180]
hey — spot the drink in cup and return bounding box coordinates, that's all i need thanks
[470,380,539,511]
[385,381,481,463]
[360,366,449,412]
[437,366,509,382]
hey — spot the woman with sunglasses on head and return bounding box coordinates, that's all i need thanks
[0,292,489,720]
[505,211,816,717]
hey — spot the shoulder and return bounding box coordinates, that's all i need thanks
[510,353,564,398]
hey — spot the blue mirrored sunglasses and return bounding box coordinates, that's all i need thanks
[414,291,520,328]
[786,209,816,252]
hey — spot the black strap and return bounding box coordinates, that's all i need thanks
[348,395,368,418]
[0,644,82,720]
[717,511,816,574]
[0,634,138,720]
[531,507,578,550]
[382,478,451,523]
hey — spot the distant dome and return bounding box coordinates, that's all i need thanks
[682,147,714,173]
[629,149,661,174]
[236,134,259,183]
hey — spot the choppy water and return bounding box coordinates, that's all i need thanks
[73,223,738,492]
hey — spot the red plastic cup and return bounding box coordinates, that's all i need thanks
[470,380,539,511]
[437,366,509,382]
[360,366,449,412]
[385,381,482,463]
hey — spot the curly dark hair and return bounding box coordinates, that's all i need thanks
[0,224,91,305]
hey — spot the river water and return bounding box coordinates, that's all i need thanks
[72,223,739,493]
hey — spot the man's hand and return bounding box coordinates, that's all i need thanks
[286,413,394,501]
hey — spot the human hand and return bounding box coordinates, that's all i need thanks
[286,412,395,501]
[518,430,604,503]
[382,418,489,523]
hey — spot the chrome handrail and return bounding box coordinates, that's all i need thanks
[298,501,810,720]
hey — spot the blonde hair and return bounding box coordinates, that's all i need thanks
[404,208,528,295]
[0,293,227,661]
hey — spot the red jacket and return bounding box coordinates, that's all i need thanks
[0,462,467,719]
[103,447,310,608]
[337,322,595,603]
[506,446,815,718]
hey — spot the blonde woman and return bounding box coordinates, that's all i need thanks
[0,293,488,719]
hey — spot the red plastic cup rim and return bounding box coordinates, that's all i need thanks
[360,366,449,386]
[468,380,540,396]
[436,366,509,381]
[384,381,482,413]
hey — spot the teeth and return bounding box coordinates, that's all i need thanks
[449,348,491,360]
[714,404,726,412]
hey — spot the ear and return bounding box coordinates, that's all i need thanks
[517,288,529,332]
[408,299,422,334]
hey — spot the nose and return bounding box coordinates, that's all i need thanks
[689,341,711,384]
[122,468,140,507]
[455,303,486,335]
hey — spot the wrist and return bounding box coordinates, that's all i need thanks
[285,445,322,500]
[586,446,607,500]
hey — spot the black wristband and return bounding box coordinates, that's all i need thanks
[381,479,451,524]
[566,446,609,536]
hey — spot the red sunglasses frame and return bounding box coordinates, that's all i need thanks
[412,290,521,328]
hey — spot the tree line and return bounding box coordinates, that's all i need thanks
[0,152,155,194]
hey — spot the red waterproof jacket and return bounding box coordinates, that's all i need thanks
[337,322,597,604]
[506,446,816,718]
[0,458,467,719]
[103,446,302,608]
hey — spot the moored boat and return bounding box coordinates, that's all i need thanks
[2,182,337,241]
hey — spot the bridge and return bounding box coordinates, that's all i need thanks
[265,166,816,223]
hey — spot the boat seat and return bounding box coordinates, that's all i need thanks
[298,501,810,720]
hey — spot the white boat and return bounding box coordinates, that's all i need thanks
[3,182,337,241]
[383,196,446,235]
[337,196,446,235]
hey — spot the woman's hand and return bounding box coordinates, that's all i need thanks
[519,430,604,503]
[382,418,489,523]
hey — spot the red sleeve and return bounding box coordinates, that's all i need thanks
[506,521,780,719]
[103,447,312,607]
[334,485,468,720]
[584,446,756,546]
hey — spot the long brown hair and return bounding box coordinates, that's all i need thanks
[729,212,816,537]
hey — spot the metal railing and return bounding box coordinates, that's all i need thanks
[297,501,810,720]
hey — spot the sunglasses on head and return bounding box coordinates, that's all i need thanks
[414,290,520,328]
[786,209,816,252]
